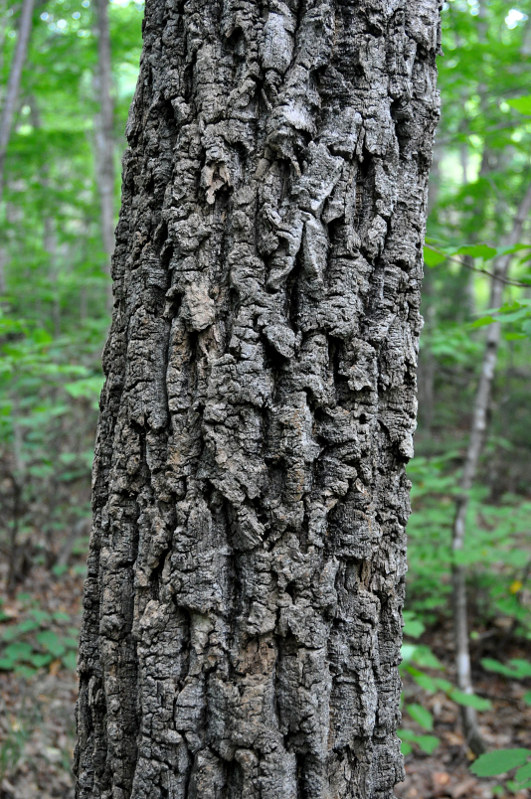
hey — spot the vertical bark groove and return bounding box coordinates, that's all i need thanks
[75,1,441,797]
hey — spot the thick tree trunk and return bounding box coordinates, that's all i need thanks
[75,2,441,798]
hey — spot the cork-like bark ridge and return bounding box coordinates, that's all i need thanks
[75,1,441,797]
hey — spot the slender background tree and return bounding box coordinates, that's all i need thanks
[93,0,115,308]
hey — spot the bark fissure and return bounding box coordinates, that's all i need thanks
[76,1,441,797]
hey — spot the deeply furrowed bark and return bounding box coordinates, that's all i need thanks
[75,2,441,797]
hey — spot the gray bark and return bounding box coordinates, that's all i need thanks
[75,2,441,797]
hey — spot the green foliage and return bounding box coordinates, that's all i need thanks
[481,658,531,679]
[399,630,496,757]
[406,704,434,731]
[420,0,531,488]
[448,689,492,711]
[470,748,531,778]
[0,599,78,676]
[0,0,530,787]
[398,728,440,756]
[406,452,531,636]
[0,0,143,565]
[0,715,29,780]
[506,96,531,116]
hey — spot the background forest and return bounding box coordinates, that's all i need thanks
[0,0,530,797]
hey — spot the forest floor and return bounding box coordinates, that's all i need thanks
[0,556,529,799]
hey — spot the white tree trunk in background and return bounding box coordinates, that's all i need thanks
[0,0,35,197]
[93,0,116,307]
[452,179,531,755]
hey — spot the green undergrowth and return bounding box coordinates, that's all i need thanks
[0,596,78,678]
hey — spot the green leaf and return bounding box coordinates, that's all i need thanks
[14,664,36,679]
[506,96,531,115]
[470,749,530,777]
[481,658,531,679]
[509,779,531,791]
[434,677,454,693]
[481,658,513,677]
[515,762,531,784]
[64,375,103,400]
[411,646,443,669]
[15,618,41,634]
[0,627,20,642]
[62,650,77,671]
[52,611,71,622]
[403,612,425,639]
[400,740,412,756]
[496,308,529,324]
[397,728,417,741]
[3,642,33,661]
[423,246,446,267]
[507,660,531,678]
[29,653,53,668]
[398,729,439,754]
[523,691,531,706]
[401,643,418,663]
[456,244,497,259]
[29,609,52,624]
[36,630,66,658]
[469,315,496,329]
[408,670,437,692]
[407,703,434,731]
[416,735,439,755]
[449,690,491,710]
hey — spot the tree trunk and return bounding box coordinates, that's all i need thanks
[451,179,531,756]
[417,142,441,438]
[75,2,441,797]
[0,0,35,198]
[93,0,116,308]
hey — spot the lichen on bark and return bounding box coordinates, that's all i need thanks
[75,1,441,797]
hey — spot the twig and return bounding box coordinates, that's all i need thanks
[426,246,530,287]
